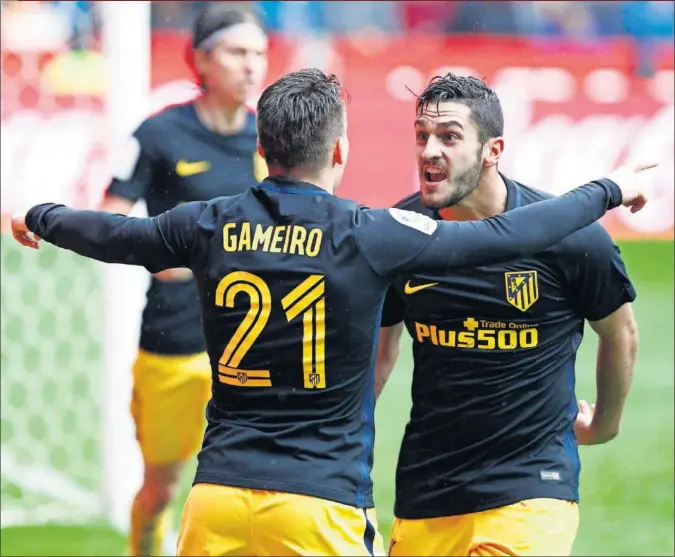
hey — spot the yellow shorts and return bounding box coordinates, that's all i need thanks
[130,349,211,465]
[177,483,386,556]
[389,498,579,556]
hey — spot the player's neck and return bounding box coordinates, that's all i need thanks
[439,170,507,221]
[194,94,248,135]
[267,167,335,195]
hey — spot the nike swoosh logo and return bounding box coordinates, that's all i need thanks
[176,159,211,177]
[404,281,438,295]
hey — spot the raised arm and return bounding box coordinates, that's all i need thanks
[357,163,652,278]
[409,178,621,273]
[13,201,207,273]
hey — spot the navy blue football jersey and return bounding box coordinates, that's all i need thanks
[27,176,622,508]
[381,175,636,518]
[106,102,265,355]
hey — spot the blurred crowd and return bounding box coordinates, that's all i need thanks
[257,1,675,39]
[1,1,673,72]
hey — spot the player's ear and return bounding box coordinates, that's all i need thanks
[333,137,348,166]
[257,142,265,160]
[483,137,504,168]
[192,48,208,75]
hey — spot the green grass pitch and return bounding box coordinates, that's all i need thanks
[1,240,673,556]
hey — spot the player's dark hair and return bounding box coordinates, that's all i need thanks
[416,74,503,143]
[191,3,265,51]
[256,69,350,173]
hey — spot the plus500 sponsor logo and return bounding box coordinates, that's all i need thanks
[414,318,539,350]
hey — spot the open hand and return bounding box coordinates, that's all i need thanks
[11,214,41,249]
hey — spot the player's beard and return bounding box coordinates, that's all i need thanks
[421,148,484,210]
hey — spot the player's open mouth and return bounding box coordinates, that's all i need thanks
[424,166,447,183]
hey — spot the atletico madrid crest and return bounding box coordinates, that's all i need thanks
[504,271,539,312]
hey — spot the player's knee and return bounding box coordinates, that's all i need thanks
[138,463,183,515]
[137,478,177,515]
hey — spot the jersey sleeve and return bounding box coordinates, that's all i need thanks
[25,201,208,273]
[564,225,637,321]
[381,286,406,327]
[355,179,623,278]
[105,120,160,203]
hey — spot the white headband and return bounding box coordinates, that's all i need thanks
[196,22,263,51]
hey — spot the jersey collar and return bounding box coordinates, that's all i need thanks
[259,176,332,196]
[503,172,523,210]
[431,172,522,220]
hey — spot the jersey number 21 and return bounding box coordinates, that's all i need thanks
[215,271,325,389]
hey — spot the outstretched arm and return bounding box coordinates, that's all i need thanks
[357,178,624,277]
[413,178,622,273]
[406,162,653,274]
[13,201,207,273]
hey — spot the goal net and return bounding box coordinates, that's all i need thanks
[0,1,153,530]
[1,35,106,530]
[1,241,104,526]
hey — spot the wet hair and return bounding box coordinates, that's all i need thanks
[416,73,503,143]
[256,69,349,172]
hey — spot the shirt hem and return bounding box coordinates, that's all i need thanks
[394,490,579,519]
[193,472,374,509]
[138,337,206,356]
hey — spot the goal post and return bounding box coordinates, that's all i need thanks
[99,0,152,532]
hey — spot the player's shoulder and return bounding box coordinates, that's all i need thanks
[146,101,195,124]
[317,192,365,219]
[353,204,438,239]
[206,190,250,212]
[185,192,249,230]
[136,101,196,136]
[391,192,436,218]
[515,180,556,203]
[514,178,618,258]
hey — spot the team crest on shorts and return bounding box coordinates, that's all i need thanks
[504,270,539,312]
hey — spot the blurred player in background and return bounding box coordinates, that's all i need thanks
[11,69,649,556]
[99,4,268,555]
[376,74,642,556]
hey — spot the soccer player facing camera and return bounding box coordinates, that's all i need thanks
[13,69,651,556]
[377,74,645,557]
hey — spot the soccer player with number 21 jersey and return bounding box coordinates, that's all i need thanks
[99,5,268,555]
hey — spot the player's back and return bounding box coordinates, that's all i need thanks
[191,176,389,509]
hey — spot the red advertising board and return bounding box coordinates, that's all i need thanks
[2,33,673,239]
